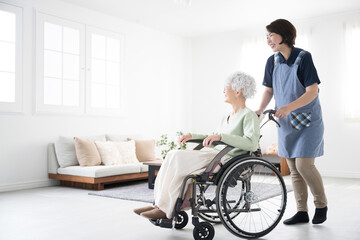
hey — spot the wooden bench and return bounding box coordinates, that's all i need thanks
[48,172,149,190]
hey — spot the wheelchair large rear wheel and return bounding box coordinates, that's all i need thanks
[216,157,287,239]
[197,185,241,224]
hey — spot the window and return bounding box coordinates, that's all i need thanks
[0,3,22,113]
[36,13,124,116]
[86,27,123,116]
[36,13,85,114]
[344,22,360,121]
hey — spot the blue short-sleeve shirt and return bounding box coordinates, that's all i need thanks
[263,47,321,88]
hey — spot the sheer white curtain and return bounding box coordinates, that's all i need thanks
[344,22,360,121]
[296,30,311,52]
[239,35,272,110]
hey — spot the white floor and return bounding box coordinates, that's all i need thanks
[1,176,360,240]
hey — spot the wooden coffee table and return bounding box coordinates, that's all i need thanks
[262,153,290,176]
[143,160,163,189]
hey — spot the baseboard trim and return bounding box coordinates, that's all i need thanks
[321,170,360,179]
[0,179,59,193]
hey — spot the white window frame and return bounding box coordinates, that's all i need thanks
[85,26,124,116]
[35,12,85,114]
[0,3,23,113]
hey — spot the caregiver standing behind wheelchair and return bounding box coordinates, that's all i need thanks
[255,19,328,225]
[133,71,260,220]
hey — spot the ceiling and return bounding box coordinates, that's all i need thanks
[60,0,360,37]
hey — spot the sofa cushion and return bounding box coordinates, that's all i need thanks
[95,141,122,166]
[48,143,60,174]
[57,163,142,178]
[54,135,106,168]
[106,134,142,142]
[54,136,78,168]
[74,137,102,167]
[140,163,149,172]
[129,139,156,162]
[114,140,139,164]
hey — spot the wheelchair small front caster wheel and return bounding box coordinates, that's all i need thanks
[175,211,188,229]
[193,222,215,240]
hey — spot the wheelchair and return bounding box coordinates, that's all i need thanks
[150,110,287,240]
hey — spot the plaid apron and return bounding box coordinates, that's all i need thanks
[272,51,324,158]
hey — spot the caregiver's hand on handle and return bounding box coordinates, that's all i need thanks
[275,106,291,119]
[256,106,290,119]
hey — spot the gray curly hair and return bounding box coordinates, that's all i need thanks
[225,71,256,99]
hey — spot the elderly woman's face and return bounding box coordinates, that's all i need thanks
[223,84,237,103]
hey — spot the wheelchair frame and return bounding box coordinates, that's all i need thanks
[150,110,287,240]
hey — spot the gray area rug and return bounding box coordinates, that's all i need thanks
[89,181,155,203]
[89,180,292,204]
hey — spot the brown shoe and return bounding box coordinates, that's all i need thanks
[140,208,167,220]
[133,206,154,215]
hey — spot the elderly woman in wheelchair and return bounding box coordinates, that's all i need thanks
[134,71,287,240]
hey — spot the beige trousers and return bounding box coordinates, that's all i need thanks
[287,158,328,211]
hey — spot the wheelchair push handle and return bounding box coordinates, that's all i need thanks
[261,109,280,128]
[263,109,276,116]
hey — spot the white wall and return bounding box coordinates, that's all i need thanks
[1,1,359,193]
[0,0,192,192]
[191,11,360,178]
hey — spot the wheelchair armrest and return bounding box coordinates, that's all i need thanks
[187,139,203,144]
[186,139,204,150]
[187,140,235,182]
[187,139,234,151]
[210,141,233,148]
[187,139,234,148]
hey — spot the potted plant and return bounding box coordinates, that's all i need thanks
[156,131,187,159]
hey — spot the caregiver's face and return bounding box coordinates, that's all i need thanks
[266,31,283,52]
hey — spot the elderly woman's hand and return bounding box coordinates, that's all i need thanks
[178,133,192,147]
[255,109,263,116]
[203,135,222,147]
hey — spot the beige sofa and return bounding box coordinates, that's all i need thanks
[47,134,160,190]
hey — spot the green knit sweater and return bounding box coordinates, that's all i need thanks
[191,107,260,157]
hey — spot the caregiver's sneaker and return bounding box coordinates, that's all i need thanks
[283,211,309,225]
[312,206,328,224]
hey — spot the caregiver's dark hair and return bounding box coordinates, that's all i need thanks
[266,19,297,47]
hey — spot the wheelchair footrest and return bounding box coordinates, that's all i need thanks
[149,219,173,228]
